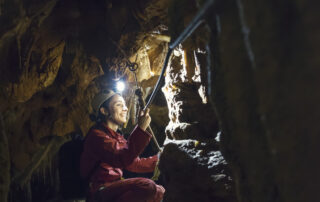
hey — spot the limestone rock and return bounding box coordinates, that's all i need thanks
[159,139,236,202]
[206,1,320,202]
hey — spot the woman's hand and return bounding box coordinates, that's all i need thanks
[138,108,151,131]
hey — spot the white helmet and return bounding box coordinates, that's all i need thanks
[91,90,118,117]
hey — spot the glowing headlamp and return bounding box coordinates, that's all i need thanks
[116,81,125,92]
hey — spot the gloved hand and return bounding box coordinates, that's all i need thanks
[138,108,151,131]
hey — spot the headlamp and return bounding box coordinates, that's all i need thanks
[116,81,125,92]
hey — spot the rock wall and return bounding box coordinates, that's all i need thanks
[0,0,169,201]
[160,139,236,202]
[159,1,236,201]
[206,1,320,202]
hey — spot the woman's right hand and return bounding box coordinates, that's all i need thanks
[138,108,151,131]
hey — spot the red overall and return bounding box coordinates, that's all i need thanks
[80,123,165,202]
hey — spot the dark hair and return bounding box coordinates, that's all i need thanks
[89,97,113,123]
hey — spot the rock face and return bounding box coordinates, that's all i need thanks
[0,0,170,201]
[206,1,320,202]
[158,1,236,201]
[162,46,218,141]
[160,139,236,202]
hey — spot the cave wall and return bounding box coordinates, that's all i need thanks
[0,0,170,201]
[159,0,320,201]
[158,0,236,201]
[207,1,320,202]
[0,0,319,202]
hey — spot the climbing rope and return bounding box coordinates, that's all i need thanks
[124,56,162,151]
[144,0,215,111]
[109,40,162,151]
[108,0,216,151]
[108,0,215,109]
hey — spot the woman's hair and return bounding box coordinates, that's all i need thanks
[89,97,113,124]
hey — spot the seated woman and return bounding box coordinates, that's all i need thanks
[80,90,165,202]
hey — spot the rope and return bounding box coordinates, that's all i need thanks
[108,0,216,150]
[143,0,215,110]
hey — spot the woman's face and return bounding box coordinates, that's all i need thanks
[108,94,128,125]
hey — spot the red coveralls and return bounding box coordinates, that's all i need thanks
[80,123,165,202]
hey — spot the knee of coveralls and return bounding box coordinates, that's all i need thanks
[93,178,159,202]
[132,178,158,199]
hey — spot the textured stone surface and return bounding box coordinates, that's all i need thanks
[160,139,236,202]
[162,46,219,141]
[158,1,236,201]
[0,0,170,201]
[206,1,320,202]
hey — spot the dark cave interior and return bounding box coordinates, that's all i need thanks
[1,0,320,202]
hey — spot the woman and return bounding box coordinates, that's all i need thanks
[80,89,165,202]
